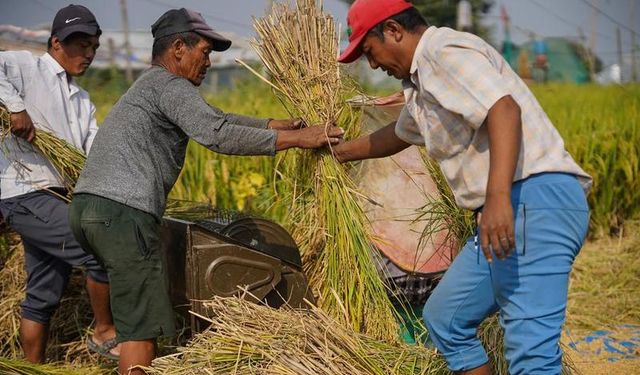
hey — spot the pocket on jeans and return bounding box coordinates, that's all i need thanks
[81,217,111,226]
[18,202,50,224]
[514,203,526,256]
[135,223,151,259]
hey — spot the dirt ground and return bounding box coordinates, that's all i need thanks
[570,348,640,375]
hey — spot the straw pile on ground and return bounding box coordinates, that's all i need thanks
[0,357,103,375]
[0,105,86,197]
[149,296,449,375]
[238,0,400,343]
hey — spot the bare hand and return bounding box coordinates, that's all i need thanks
[10,110,36,143]
[296,124,344,149]
[268,118,304,130]
[478,192,515,262]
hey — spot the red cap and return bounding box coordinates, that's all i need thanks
[338,0,413,63]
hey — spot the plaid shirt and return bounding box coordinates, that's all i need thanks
[395,26,592,210]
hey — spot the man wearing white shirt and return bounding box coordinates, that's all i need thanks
[0,4,118,363]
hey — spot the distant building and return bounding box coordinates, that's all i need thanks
[0,24,261,92]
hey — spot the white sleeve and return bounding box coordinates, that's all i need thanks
[83,102,99,154]
[0,51,31,113]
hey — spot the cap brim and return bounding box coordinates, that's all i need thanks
[338,32,366,63]
[56,24,100,41]
[196,29,232,51]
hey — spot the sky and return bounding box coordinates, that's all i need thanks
[0,0,638,68]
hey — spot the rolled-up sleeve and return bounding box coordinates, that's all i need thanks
[83,102,99,154]
[426,42,510,129]
[0,51,29,113]
[159,77,277,156]
[394,106,424,145]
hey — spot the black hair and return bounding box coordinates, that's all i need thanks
[151,31,202,59]
[47,31,102,50]
[367,7,428,40]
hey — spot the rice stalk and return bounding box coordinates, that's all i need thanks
[414,152,474,254]
[0,249,24,358]
[0,105,86,198]
[0,357,105,375]
[148,296,449,375]
[238,0,400,341]
[566,224,640,332]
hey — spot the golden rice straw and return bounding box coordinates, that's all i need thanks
[238,0,400,341]
[0,105,86,198]
[148,296,449,375]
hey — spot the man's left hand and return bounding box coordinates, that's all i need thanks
[268,118,304,130]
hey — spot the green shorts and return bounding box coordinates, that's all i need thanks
[69,193,175,342]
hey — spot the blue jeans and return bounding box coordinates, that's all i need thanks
[423,173,589,375]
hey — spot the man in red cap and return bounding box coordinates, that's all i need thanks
[334,1,591,374]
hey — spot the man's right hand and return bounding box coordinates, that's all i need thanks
[296,125,344,149]
[10,110,36,143]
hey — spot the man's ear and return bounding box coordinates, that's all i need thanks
[50,36,63,52]
[172,38,186,59]
[383,20,404,43]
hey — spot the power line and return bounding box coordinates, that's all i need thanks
[138,0,250,30]
[528,0,616,42]
[576,0,638,36]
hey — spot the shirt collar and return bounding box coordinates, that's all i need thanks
[41,52,80,94]
[41,53,66,77]
[406,26,436,86]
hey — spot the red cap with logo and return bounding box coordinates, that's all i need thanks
[338,0,413,63]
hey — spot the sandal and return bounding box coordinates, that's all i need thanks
[86,336,119,361]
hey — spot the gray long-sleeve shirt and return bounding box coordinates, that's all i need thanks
[74,66,277,219]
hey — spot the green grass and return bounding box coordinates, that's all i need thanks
[531,84,640,237]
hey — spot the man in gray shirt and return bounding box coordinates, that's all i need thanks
[68,8,343,374]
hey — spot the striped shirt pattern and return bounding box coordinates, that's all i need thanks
[395,26,592,210]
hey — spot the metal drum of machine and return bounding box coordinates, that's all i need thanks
[160,207,314,333]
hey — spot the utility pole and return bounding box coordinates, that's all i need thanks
[120,0,134,84]
[616,28,623,82]
[587,0,599,81]
[631,0,637,82]
[108,37,116,67]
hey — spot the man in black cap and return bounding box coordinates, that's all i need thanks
[0,4,119,363]
[69,7,343,374]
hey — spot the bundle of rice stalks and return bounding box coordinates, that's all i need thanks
[414,152,474,253]
[237,0,400,342]
[0,105,86,197]
[149,296,448,375]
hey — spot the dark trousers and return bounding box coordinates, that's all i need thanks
[0,191,108,324]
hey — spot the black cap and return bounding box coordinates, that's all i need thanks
[151,8,232,51]
[51,4,101,41]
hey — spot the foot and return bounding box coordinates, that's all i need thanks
[87,334,120,360]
